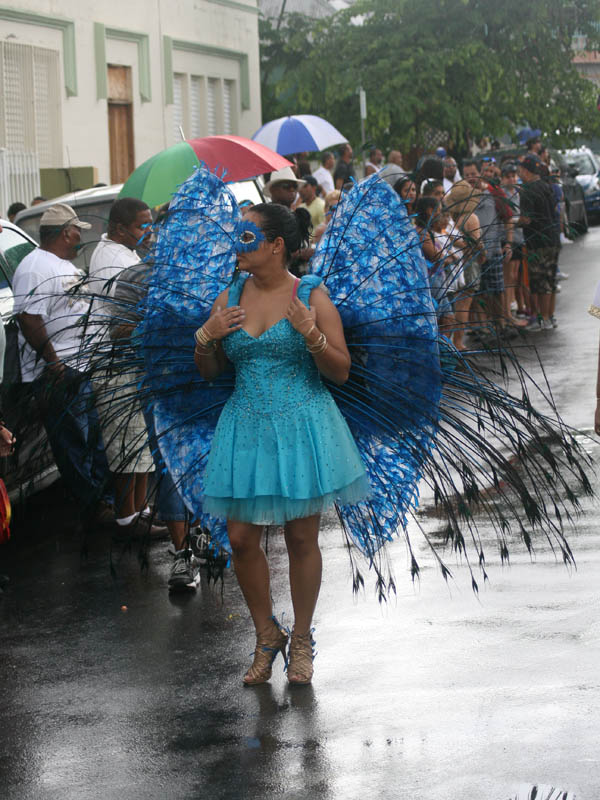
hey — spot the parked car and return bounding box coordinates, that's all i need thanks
[479,146,588,235]
[0,219,58,499]
[563,147,600,220]
[15,178,265,269]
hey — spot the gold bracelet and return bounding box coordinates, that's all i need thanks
[310,340,328,354]
[195,339,216,354]
[303,324,316,339]
[194,326,215,348]
[307,331,325,350]
[307,332,328,354]
[195,339,216,351]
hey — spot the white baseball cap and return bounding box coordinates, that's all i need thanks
[40,203,92,230]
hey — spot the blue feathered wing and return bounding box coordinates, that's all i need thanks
[310,175,442,558]
[141,167,239,545]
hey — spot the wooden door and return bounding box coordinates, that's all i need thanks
[107,65,134,184]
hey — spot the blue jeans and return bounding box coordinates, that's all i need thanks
[32,366,111,511]
[142,404,186,522]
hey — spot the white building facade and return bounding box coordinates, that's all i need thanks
[0,0,262,184]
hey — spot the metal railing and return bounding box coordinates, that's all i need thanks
[0,149,40,219]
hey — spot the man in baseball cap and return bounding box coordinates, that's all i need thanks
[39,202,92,230]
[12,202,113,527]
[519,153,543,175]
[518,152,559,330]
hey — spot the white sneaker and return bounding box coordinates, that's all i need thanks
[542,319,554,330]
[525,316,542,331]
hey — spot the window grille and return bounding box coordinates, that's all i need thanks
[172,72,185,142]
[0,41,62,168]
[206,78,218,136]
[223,80,235,135]
[190,76,203,138]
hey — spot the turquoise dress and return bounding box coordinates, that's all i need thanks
[202,273,370,524]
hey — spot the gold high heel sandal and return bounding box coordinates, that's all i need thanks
[287,629,315,685]
[243,617,288,686]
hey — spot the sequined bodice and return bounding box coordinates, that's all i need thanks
[222,318,326,416]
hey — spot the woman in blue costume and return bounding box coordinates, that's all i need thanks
[194,203,369,685]
[132,166,588,692]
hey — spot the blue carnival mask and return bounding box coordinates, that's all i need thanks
[235,219,265,253]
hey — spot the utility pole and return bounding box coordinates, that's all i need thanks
[277,0,288,29]
[359,87,367,175]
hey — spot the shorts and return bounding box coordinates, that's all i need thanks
[94,369,155,473]
[527,247,557,295]
[480,254,504,295]
[460,256,480,292]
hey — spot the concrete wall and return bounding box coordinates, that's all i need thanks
[0,0,262,183]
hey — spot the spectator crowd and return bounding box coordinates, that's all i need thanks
[1,134,573,593]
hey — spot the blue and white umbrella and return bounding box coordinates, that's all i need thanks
[252,114,348,156]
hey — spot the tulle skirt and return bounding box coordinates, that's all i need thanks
[202,389,370,525]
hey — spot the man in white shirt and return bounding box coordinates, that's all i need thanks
[88,198,150,332]
[312,152,335,196]
[88,197,166,539]
[12,203,112,522]
[443,157,462,193]
[364,147,383,176]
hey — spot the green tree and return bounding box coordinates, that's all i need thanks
[259,0,600,153]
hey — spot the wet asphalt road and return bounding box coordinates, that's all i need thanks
[2,231,600,799]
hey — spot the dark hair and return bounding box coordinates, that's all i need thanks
[39,225,65,246]
[108,197,150,230]
[462,159,479,172]
[7,202,26,218]
[339,143,352,158]
[414,197,439,228]
[421,179,443,196]
[303,175,318,187]
[297,160,312,178]
[31,196,47,203]
[393,176,416,198]
[369,147,380,159]
[321,151,333,165]
[252,203,312,256]
[416,155,443,183]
